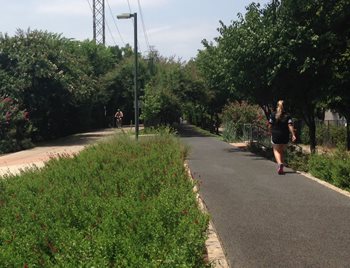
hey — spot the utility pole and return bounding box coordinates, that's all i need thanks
[117,13,139,140]
[93,0,105,44]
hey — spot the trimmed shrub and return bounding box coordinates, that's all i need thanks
[330,150,350,189]
[0,96,33,153]
[285,146,310,172]
[308,154,333,182]
[309,149,350,189]
[0,134,208,267]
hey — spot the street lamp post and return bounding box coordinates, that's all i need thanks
[117,13,139,140]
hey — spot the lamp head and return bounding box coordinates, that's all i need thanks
[117,13,133,19]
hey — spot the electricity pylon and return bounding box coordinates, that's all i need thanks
[93,0,105,44]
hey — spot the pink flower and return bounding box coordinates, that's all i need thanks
[2,97,12,104]
[5,111,11,121]
[23,111,30,120]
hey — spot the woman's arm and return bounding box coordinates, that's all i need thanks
[288,124,296,142]
[268,123,272,136]
[268,113,274,136]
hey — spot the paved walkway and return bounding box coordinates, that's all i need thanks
[179,124,350,268]
[0,128,118,176]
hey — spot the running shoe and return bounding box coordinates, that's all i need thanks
[277,164,284,175]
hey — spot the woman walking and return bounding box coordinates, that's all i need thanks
[268,100,296,174]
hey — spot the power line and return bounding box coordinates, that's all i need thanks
[106,0,126,45]
[126,0,132,13]
[125,0,133,30]
[86,0,119,47]
[85,0,93,11]
[105,19,118,46]
[122,0,142,53]
[136,0,151,52]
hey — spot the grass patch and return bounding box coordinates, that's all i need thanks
[0,133,208,267]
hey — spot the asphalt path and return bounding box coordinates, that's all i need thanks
[179,124,350,268]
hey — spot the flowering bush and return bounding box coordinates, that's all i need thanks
[221,101,266,142]
[0,96,33,153]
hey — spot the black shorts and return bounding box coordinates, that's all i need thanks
[271,133,289,144]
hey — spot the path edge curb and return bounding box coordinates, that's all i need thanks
[296,171,350,198]
[184,161,230,268]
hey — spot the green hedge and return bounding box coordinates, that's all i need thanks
[309,150,350,190]
[0,134,208,267]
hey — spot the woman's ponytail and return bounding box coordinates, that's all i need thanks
[276,100,284,121]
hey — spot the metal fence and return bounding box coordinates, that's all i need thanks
[319,119,347,127]
[243,124,271,148]
[244,120,348,149]
[241,124,304,154]
[299,119,347,147]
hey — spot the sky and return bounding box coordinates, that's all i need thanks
[0,0,271,61]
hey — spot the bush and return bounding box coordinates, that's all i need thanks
[221,101,266,142]
[0,96,33,153]
[0,30,117,140]
[300,123,346,148]
[309,149,350,190]
[285,145,310,172]
[0,134,208,267]
[308,154,333,182]
[329,150,350,189]
[222,120,240,142]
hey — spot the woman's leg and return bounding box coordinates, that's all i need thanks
[280,144,287,164]
[273,144,287,174]
[273,144,284,164]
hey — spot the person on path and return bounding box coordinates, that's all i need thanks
[268,100,296,174]
[114,108,124,128]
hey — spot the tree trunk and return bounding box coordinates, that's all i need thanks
[302,102,317,154]
[214,113,220,135]
[346,118,350,151]
[308,117,317,154]
[260,104,271,121]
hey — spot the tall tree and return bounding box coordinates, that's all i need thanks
[212,3,277,118]
[325,0,350,149]
[141,58,183,126]
[273,0,349,152]
[0,30,117,139]
[195,40,231,131]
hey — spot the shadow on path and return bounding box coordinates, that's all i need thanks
[35,129,117,147]
[177,124,216,138]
